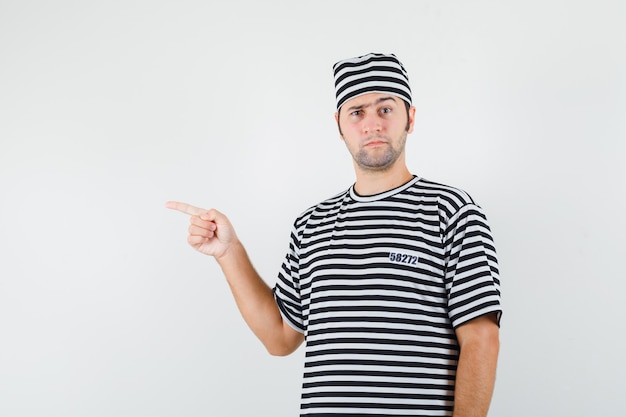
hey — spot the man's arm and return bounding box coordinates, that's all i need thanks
[166,201,304,356]
[452,313,500,417]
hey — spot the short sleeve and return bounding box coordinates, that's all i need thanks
[273,225,305,334]
[443,204,502,328]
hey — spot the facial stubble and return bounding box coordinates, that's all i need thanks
[352,130,408,172]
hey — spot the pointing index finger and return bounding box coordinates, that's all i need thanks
[165,201,206,216]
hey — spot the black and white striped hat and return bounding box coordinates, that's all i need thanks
[333,52,412,110]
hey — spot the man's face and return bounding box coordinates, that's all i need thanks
[335,93,415,172]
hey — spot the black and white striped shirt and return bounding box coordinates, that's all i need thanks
[274,176,502,416]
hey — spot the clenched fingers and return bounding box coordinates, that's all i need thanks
[188,234,210,246]
[189,216,217,238]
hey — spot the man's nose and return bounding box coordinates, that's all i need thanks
[362,114,382,134]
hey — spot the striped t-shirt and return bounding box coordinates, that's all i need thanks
[274,176,502,416]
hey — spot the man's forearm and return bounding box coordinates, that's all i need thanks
[216,240,302,355]
[453,318,500,417]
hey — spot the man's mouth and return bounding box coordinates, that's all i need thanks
[364,139,387,147]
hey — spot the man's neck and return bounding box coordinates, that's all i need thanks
[353,165,414,196]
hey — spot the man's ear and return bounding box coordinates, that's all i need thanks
[334,112,344,139]
[407,106,417,134]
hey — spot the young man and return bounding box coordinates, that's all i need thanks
[167,53,502,417]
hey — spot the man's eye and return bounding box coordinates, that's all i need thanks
[380,107,392,114]
[350,110,362,116]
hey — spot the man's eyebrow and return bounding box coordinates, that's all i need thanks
[345,96,397,112]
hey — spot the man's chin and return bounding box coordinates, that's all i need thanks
[355,159,396,172]
[355,150,398,170]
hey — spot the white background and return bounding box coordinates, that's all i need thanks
[1,1,624,416]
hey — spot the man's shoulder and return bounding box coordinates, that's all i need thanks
[293,187,351,225]
[411,177,478,209]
